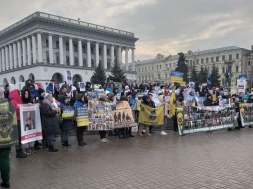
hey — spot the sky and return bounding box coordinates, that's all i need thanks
[0,0,253,61]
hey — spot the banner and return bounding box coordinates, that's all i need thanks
[76,106,89,127]
[79,82,86,92]
[138,104,164,126]
[20,104,42,144]
[87,100,114,131]
[61,107,75,119]
[183,94,196,106]
[65,70,73,85]
[112,101,136,128]
[177,105,235,136]
[170,71,184,83]
[239,103,253,127]
[0,100,19,148]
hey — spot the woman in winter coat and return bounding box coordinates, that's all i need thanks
[58,95,73,148]
[41,93,60,152]
[73,93,87,146]
[157,95,168,135]
[98,94,109,142]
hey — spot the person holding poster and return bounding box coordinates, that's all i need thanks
[74,93,87,146]
[41,93,60,152]
[98,94,109,142]
[157,95,168,135]
[58,95,73,148]
[138,95,152,136]
[0,87,18,188]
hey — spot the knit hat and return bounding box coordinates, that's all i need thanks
[44,92,52,99]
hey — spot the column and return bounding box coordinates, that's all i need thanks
[32,35,37,64]
[132,48,135,71]
[22,39,26,66]
[0,48,2,72]
[78,39,83,67]
[48,34,53,64]
[69,38,74,66]
[87,40,91,67]
[125,48,129,71]
[59,36,64,65]
[17,41,22,67]
[103,43,107,69]
[95,42,99,66]
[13,43,17,69]
[1,48,5,71]
[5,46,9,70]
[9,44,13,69]
[118,46,122,63]
[27,37,31,65]
[37,33,42,63]
[110,45,114,67]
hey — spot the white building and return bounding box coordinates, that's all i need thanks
[136,46,251,86]
[0,12,138,88]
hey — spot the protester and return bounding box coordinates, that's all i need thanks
[98,94,109,142]
[138,95,152,136]
[157,95,168,135]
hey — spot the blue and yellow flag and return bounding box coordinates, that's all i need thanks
[169,88,176,118]
[138,104,164,126]
[170,71,184,83]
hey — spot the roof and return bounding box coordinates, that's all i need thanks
[191,46,247,56]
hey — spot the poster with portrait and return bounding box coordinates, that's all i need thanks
[65,70,73,85]
[112,101,136,128]
[87,100,114,131]
[0,100,19,149]
[76,106,89,127]
[20,104,42,144]
[79,82,86,92]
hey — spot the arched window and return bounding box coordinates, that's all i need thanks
[229,54,232,60]
[216,56,219,62]
[222,55,225,61]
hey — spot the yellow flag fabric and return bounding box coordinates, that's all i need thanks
[169,88,176,118]
[138,104,164,126]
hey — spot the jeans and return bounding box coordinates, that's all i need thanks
[99,131,106,139]
[47,134,54,145]
[0,147,11,182]
[61,131,69,142]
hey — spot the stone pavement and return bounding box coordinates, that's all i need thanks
[8,128,253,189]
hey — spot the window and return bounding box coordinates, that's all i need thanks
[248,61,251,66]
[149,75,151,81]
[83,58,86,67]
[99,48,101,55]
[56,55,60,64]
[158,74,160,79]
[236,66,239,72]
[92,59,95,68]
[107,49,110,55]
[46,40,49,47]
[201,58,204,64]
[74,44,78,52]
[139,68,140,72]
[66,43,69,51]
[206,58,209,63]
[229,54,232,60]
[46,54,49,63]
[160,65,162,69]
[211,57,214,62]
[157,65,159,70]
[222,67,225,74]
[222,55,225,61]
[66,56,69,65]
[142,67,144,71]
[145,67,147,71]
[197,59,199,64]
[56,41,59,49]
[152,66,154,70]
[236,53,239,59]
[82,45,86,53]
[216,56,219,62]
[91,47,94,54]
[74,57,78,66]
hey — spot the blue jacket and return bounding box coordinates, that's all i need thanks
[74,100,84,108]
[46,84,54,93]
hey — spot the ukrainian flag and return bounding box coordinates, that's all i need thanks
[169,88,176,118]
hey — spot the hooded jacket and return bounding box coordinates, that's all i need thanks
[9,89,22,121]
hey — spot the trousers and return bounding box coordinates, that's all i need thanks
[0,147,11,182]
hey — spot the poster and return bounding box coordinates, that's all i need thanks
[237,79,246,93]
[183,94,196,106]
[20,104,42,144]
[239,103,253,127]
[195,97,206,106]
[0,100,19,148]
[112,101,136,128]
[79,82,86,92]
[94,89,105,98]
[76,106,89,127]
[177,104,235,136]
[65,70,73,85]
[87,100,114,131]
[138,104,164,126]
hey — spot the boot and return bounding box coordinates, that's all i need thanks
[65,140,71,148]
[48,145,58,152]
[16,149,27,158]
[25,148,31,155]
[1,181,10,188]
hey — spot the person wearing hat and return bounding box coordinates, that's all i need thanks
[0,87,18,188]
[41,93,60,152]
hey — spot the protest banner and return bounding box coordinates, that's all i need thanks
[60,107,75,119]
[138,104,164,126]
[237,79,246,93]
[79,82,86,92]
[177,105,235,136]
[76,106,89,127]
[87,100,114,131]
[183,94,196,106]
[0,100,19,148]
[239,103,253,127]
[112,101,137,128]
[20,104,42,144]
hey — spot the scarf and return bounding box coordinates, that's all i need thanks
[43,98,57,111]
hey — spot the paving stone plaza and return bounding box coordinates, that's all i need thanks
[9,128,253,189]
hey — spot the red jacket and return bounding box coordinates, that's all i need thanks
[9,89,22,121]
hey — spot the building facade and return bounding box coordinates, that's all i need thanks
[136,46,251,86]
[0,12,138,87]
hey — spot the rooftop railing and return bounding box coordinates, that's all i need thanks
[0,12,134,37]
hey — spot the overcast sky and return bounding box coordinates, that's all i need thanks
[0,0,253,61]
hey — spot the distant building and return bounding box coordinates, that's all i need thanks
[0,12,138,88]
[136,46,251,86]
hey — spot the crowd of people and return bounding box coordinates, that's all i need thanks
[0,78,252,188]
